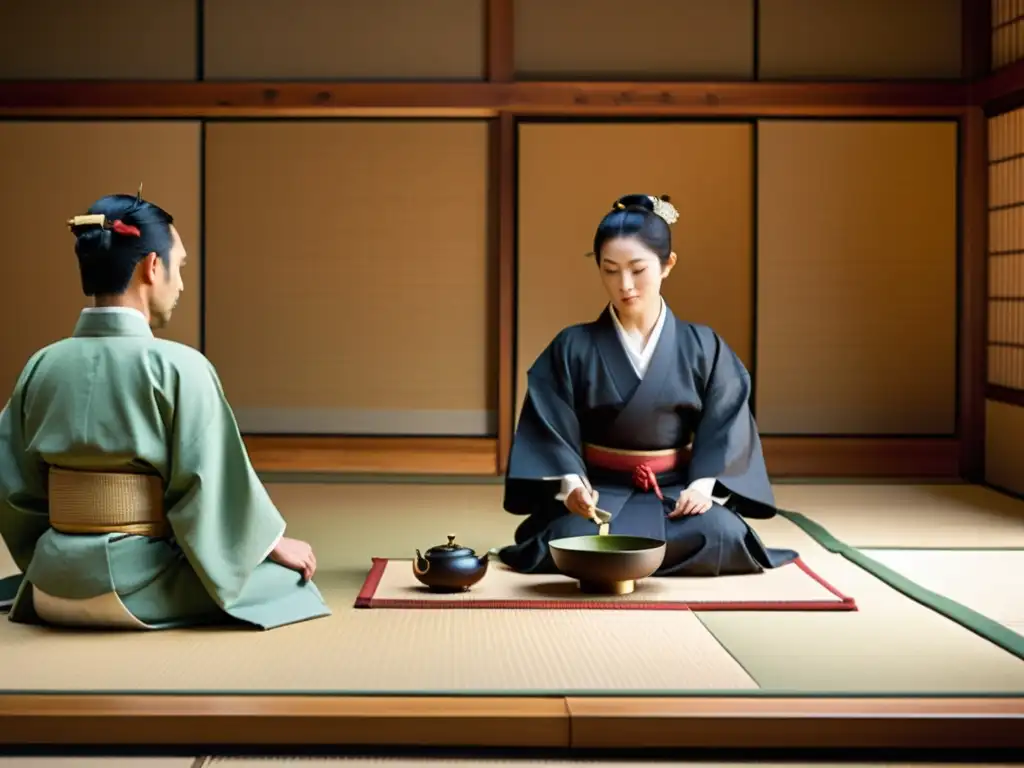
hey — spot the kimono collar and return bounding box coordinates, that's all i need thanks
[73,306,154,338]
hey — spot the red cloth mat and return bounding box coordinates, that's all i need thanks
[355,557,856,611]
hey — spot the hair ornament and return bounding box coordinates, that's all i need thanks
[66,214,141,238]
[649,195,679,225]
[136,182,144,204]
[614,201,626,210]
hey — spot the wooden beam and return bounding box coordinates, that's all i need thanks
[243,436,498,475]
[978,58,1024,114]
[494,113,516,474]
[959,108,988,482]
[988,384,1024,408]
[962,0,992,81]
[505,80,969,116]
[761,436,960,478]
[1,694,1021,750]
[238,435,957,478]
[0,81,969,118]
[485,0,514,83]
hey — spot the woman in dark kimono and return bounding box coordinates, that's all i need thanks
[499,194,798,577]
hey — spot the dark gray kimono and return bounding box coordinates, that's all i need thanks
[499,305,798,577]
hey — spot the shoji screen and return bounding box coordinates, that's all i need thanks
[987,108,1024,494]
[992,0,1024,70]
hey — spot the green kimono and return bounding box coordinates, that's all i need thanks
[0,308,330,630]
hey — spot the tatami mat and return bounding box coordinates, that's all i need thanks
[772,484,1024,548]
[859,548,1024,636]
[0,580,755,693]
[1,482,1024,695]
[686,511,1024,693]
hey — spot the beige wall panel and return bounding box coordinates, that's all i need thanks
[514,0,754,80]
[759,0,962,79]
[203,121,493,436]
[986,400,1024,496]
[516,122,753,414]
[204,0,484,80]
[0,0,196,79]
[0,121,202,399]
[756,120,958,435]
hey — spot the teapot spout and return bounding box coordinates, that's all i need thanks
[413,549,430,576]
[478,552,490,569]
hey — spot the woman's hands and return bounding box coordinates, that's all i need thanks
[566,486,602,521]
[667,488,712,518]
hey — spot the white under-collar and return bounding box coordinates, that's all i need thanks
[81,306,148,323]
[609,297,666,377]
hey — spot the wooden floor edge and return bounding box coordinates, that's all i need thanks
[243,436,499,475]
[1,694,1022,749]
[566,696,1024,749]
[0,695,569,747]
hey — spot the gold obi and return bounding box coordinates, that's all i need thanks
[48,467,169,538]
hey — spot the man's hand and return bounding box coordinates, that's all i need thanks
[566,486,601,520]
[270,536,317,582]
[667,489,712,518]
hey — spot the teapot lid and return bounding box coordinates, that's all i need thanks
[425,535,474,559]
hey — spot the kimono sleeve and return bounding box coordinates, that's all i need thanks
[688,332,777,518]
[163,354,286,610]
[0,354,50,573]
[503,333,589,515]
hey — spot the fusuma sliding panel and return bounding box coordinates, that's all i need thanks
[203,121,493,436]
[513,0,754,80]
[204,0,484,80]
[516,122,753,414]
[0,121,202,397]
[759,0,962,79]
[756,120,958,435]
[0,0,197,79]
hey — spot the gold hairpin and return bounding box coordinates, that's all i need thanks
[136,182,144,203]
[649,195,679,225]
[614,202,625,210]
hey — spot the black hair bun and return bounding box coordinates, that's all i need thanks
[611,194,655,213]
[73,227,114,258]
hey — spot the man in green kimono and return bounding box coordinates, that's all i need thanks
[0,190,330,630]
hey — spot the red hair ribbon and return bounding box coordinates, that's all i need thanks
[632,464,664,501]
[110,220,141,237]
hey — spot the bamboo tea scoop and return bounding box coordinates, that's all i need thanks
[591,506,611,536]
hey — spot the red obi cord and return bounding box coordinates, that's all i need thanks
[583,444,689,502]
[631,464,664,500]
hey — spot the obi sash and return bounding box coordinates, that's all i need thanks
[47,467,169,538]
[583,443,692,501]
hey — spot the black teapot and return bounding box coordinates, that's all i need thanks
[413,535,489,592]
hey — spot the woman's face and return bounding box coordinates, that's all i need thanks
[597,236,675,319]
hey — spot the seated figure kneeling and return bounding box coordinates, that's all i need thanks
[0,190,330,630]
[498,194,798,578]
